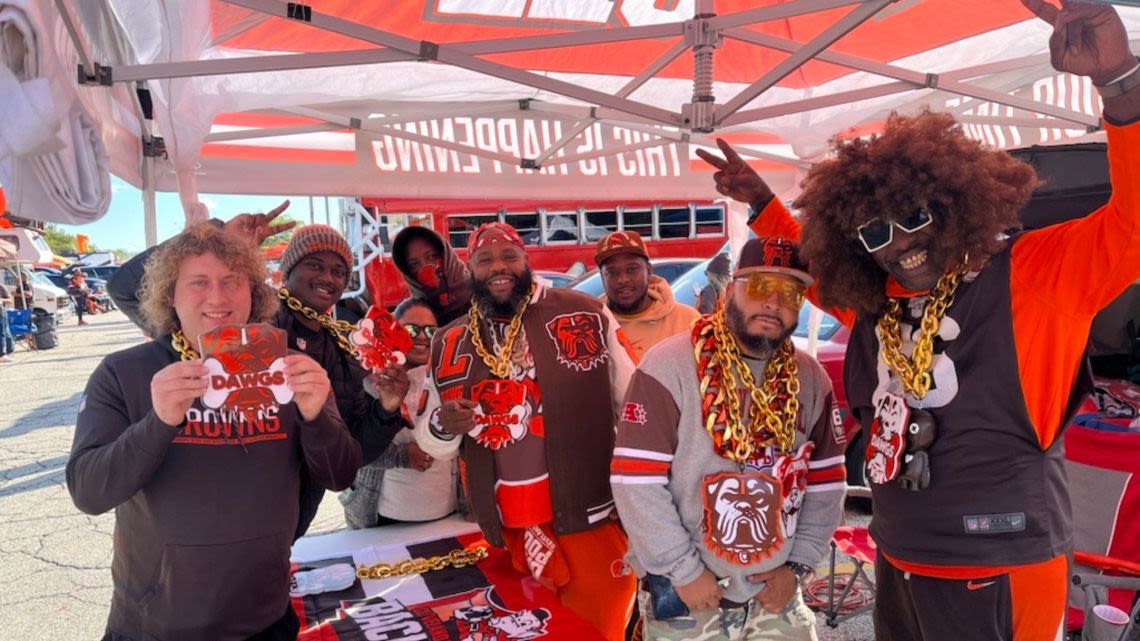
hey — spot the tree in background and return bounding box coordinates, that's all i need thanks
[260,214,301,249]
[42,224,136,261]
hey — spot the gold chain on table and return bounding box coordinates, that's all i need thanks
[876,261,970,400]
[692,309,800,463]
[277,287,360,359]
[171,330,199,361]
[355,546,489,580]
[467,284,535,379]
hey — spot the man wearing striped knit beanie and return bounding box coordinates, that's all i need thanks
[277,224,407,539]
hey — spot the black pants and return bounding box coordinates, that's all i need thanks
[74,293,87,322]
[873,554,1014,641]
[102,603,299,641]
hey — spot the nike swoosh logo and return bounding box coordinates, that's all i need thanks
[967,580,996,591]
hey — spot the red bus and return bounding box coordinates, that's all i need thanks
[351,197,728,308]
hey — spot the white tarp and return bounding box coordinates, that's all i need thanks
[14,0,1140,223]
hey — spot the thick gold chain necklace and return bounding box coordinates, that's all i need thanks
[692,309,800,463]
[876,261,970,400]
[467,284,535,379]
[277,287,360,359]
[355,546,488,581]
[171,330,199,361]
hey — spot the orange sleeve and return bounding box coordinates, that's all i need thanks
[1010,121,1140,450]
[748,197,802,240]
[748,198,858,328]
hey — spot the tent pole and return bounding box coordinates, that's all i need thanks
[143,189,157,248]
[309,197,315,224]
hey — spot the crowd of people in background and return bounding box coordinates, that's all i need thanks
[60,2,1140,640]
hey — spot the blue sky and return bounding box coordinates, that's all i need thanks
[55,176,340,254]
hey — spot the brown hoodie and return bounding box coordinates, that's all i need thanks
[604,275,700,361]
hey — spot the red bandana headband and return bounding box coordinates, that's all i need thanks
[470,222,524,252]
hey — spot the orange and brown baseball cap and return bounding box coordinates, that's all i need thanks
[594,230,649,266]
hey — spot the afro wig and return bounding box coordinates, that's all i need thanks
[794,110,1039,316]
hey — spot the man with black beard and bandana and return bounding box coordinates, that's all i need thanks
[611,237,846,641]
[595,230,699,361]
[414,222,638,641]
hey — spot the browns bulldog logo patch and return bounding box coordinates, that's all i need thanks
[544,312,608,372]
[702,471,784,565]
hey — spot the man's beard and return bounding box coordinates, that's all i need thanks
[473,267,534,318]
[725,299,797,358]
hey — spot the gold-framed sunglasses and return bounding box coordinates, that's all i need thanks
[735,272,806,309]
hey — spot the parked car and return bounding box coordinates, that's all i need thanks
[535,271,577,288]
[72,265,120,281]
[38,268,115,312]
[1,264,73,321]
[571,258,703,298]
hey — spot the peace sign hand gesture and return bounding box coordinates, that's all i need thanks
[224,200,296,246]
[695,139,774,207]
[1022,0,1135,85]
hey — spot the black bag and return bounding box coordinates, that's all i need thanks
[33,314,57,350]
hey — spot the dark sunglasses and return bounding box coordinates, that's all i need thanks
[856,207,934,253]
[403,323,437,339]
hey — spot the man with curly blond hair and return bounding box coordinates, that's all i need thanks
[698,2,1140,639]
[67,222,361,641]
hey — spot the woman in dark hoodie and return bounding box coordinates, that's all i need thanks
[391,226,473,325]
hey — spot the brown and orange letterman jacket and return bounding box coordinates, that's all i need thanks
[414,284,636,546]
[750,119,1140,578]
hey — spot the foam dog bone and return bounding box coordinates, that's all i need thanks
[201,356,294,409]
[351,306,413,372]
[290,563,357,596]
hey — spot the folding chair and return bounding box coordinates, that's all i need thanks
[6,309,34,351]
[1064,424,1140,640]
[820,485,870,625]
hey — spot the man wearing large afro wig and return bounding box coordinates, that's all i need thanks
[699,1,1140,639]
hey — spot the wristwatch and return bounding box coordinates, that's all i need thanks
[784,561,814,585]
[1095,57,1140,98]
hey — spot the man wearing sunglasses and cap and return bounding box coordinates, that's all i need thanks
[611,237,845,640]
[697,2,1140,639]
[414,222,638,641]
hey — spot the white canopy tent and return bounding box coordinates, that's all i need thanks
[6,0,1139,246]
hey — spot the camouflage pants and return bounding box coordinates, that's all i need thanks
[637,588,817,641]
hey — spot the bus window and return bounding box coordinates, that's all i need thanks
[542,210,580,244]
[449,213,498,248]
[504,212,540,246]
[622,209,652,239]
[695,205,726,236]
[584,210,617,242]
[376,212,433,252]
[658,206,692,239]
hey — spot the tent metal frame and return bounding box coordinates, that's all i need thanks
[62,0,1133,234]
